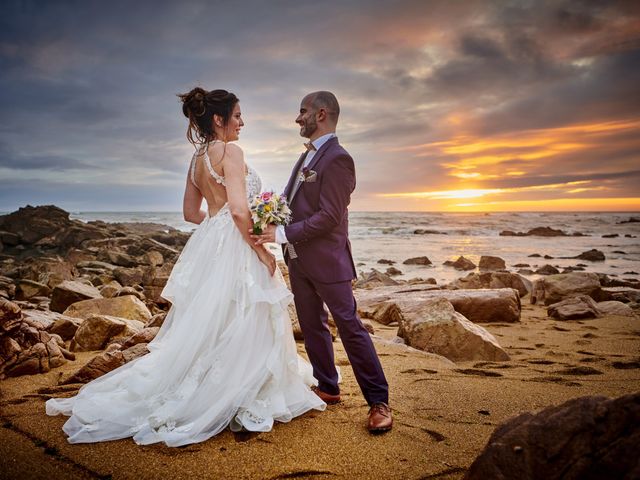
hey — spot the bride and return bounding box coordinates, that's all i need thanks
[45,87,326,446]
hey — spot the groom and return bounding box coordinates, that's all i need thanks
[252,91,391,432]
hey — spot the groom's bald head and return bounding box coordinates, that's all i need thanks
[305,91,340,125]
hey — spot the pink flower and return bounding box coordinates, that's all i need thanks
[260,191,273,202]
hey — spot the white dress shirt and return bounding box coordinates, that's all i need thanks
[275,133,336,244]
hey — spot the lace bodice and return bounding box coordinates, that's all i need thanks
[189,144,262,202]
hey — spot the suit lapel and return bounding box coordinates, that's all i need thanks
[284,151,308,198]
[305,136,337,173]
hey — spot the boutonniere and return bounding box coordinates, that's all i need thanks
[298,167,317,183]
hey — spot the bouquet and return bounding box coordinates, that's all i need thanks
[250,191,292,234]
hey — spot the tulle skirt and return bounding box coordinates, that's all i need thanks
[45,206,326,446]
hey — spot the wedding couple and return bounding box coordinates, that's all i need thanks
[45,89,391,446]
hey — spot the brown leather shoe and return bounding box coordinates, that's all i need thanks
[367,402,392,433]
[311,386,341,404]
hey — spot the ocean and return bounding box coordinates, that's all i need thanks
[65,211,640,285]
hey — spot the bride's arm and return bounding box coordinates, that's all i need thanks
[224,145,276,275]
[183,173,206,224]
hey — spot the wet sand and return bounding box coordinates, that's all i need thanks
[1,302,639,480]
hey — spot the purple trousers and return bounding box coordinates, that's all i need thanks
[288,259,389,405]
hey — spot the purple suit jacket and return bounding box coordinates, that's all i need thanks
[282,137,357,283]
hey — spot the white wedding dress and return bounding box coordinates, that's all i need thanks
[45,149,326,446]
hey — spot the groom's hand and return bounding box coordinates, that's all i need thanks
[250,224,276,245]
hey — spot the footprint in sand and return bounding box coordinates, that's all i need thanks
[554,366,603,375]
[527,376,582,387]
[552,325,570,332]
[611,360,640,369]
[473,361,518,369]
[453,368,503,377]
[526,359,556,365]
[422,428,446,442]
[401,368,438,374]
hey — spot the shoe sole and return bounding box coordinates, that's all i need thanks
[368,425,392,433]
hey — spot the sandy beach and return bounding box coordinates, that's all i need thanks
[2,300,638,480]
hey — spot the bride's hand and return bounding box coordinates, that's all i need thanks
[257,248,276,276]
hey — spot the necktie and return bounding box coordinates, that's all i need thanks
[304,141,316,151]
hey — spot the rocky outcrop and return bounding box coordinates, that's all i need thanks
[443,256,476,271]
[531,272,602,306]
[596,301,637,317]
[397,298,509,362]
[499,226,586,237]
[547,295,601,320]
[465,393,640,480]
[451,272,531,298]
[356,287,521,324]
[535,264,560,275]
[573,249,605,262]
[62,295,152,323]
[359,301,404,325]
[50,280,103,313]
[0,299,74,379]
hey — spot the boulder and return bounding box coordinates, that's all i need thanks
[356,287,521,324]
[105,250,139,268]
[465,393,640,480]
[600,287,640,304]
[402,256,432,266]
[531,272,602,306]
[397,298,509,362]
[15,279,51,300]
[596,301,636,317]
[143,250,164,266]
[50,280,102,313]
[377,259,395,265]
[116,286,145,301]
[113,267,145,286]
[121,342,150,362]
[478,256,506,271]
[547,295,601,320]
[62,295,152,322]
[452,272,531,298]
[0,298,23,332]
[70,314,144,351]
[443,256,476,271]
[46,315,83,340]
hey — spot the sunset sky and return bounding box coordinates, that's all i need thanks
[1,0,639,212]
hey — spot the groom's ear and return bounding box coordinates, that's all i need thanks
[316,108,327,122]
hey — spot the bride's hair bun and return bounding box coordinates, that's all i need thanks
[178,87,239,145]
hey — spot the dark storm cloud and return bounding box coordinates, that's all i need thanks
[0,0,638,211]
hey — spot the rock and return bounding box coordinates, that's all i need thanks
[0,298,23,332]
[70,314,144,351]
[21,309,62,330]
[618,217,640,224]
[121,342,150,362]
[531,272,602,306]
[443,256,476,271]
[353,269,400,288]
[547,295,601,320]
[602,234,618,238]
[113,267,145,286]
[397,298,509,362]
[513,263,530,268]
[143,250,164,266]
[105,250,139,268]
[46,315,83,340]
[517,269,535,275]
[535,264,560,275]
[478,256,506,271]
[15,279,51,300]
[451,272,531,298]
[596,301,636,317]
[62,344,126,384]
[359,301,403,325]
[362,320,375,335]
[62,295,152,322]
[465,393,640,480]
[146,312,167,328]
[385,267,403,276]
[99,280,123,298]
[402,256,432,266]
[119,326,160,349]
[500,227,568,237]
[574,249,605,261]
[377,259,395,265]
[356,287,521,324]
[528,253,542,258]
[413,229,446,235]
[50,280,103,313]
[116,286,146,301]
[600,287,640,304]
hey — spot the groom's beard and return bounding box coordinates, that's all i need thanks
[300,117,317,138]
